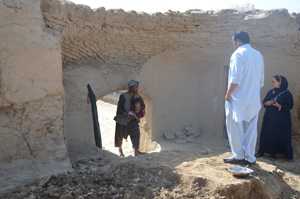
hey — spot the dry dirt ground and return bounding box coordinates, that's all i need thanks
[1,101,300,199]
[1,150,299,199]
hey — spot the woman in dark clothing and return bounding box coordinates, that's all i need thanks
[114,80,145,157]
[257,75,294,160]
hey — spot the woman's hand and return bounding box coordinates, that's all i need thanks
[225,93,232,101]
[129,112,139,120]
[273,102,282,111]
[264,100,274,106]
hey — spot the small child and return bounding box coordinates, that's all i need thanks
[129,96,145,121]
[127,95,145,156]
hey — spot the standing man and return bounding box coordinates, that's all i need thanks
[114,80,145,157]
[224,31,264,165]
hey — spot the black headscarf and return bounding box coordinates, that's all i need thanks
[265,75,291,103]
[273,75,288,92]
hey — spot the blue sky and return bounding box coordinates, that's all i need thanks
[69,0,300,13]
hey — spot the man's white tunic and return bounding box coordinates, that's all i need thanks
[227,44,264,122]
[225,44,264,163]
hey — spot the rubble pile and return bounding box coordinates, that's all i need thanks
[163,125,202,144]
[1,153,300,199]
[0,159,179,199]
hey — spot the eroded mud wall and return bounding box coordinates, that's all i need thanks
[0,0,71,191]
[41,0,300,143]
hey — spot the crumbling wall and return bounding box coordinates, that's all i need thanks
[41,0,202,67]
[0,0,71,192]
[41,0,300,143]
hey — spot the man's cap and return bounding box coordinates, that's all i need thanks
[128,80,139,87]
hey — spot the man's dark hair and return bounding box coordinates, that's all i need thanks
[233,31,250,44]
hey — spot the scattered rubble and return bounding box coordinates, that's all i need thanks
[1,151,300,199]
[163,125,201,144]
[1,159,179,199]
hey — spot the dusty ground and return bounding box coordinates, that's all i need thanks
[1,149,299,199]
[1,100,299,199]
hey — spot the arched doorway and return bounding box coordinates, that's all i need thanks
[63,63,154,161]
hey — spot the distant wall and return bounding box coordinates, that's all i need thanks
[140,47,227,142]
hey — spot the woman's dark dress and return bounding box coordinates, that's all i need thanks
[258,88,294,160]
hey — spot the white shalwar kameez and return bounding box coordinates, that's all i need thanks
[225,44,264,163]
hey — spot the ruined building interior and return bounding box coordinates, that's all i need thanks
[0,0,300,198]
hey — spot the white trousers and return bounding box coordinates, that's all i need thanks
[226,111,258,163]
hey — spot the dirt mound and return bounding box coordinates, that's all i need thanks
[1,151,300,199]
[108,162,179,188]
[0,159,179,199]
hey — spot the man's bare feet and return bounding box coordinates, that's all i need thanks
[119,148,125,157]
